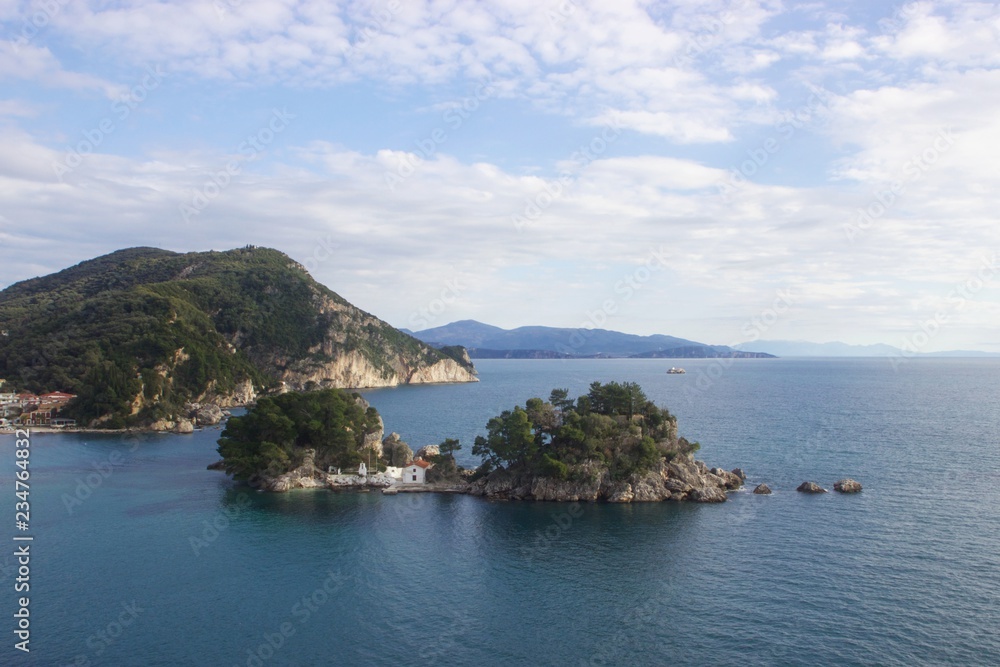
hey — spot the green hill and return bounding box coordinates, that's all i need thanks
[0,246,476,428]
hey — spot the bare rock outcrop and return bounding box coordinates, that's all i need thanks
[753,483,772,495]
[797,481,827,494]
[355,396,385,458]
[834,478,863,493]
[149,418,195,433]
[468,454,741,503]
[416,445,440,459]
[382,433,413,467]
[194,404,224,426]
[258,448,325,492]
[200,378,257,407]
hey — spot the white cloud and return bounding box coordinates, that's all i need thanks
[0,41,122,97]
[873,1,1000,66]
[1,121,997,349]
[2,1,1000,350]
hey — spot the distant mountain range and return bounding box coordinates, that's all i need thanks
[739,340,1000,358]
[406,320,775,359]
[406,321,1000,359]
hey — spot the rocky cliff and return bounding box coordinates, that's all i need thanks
[276,348,475,390]
[468,455,744,503]
[0,246,476,427]
[263,291,476,389]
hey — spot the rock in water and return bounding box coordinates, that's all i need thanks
[834,478,863,493]
[796,481,827,494]
[731,468,747,482]
[710,468,744,490]
[689,486,727,503]
[753,483,772,495]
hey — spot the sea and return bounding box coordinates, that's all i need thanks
[1,358,999,666]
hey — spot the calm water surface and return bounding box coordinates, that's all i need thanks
[1,358,998,666]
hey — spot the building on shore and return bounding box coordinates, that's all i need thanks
[403,459,430,485]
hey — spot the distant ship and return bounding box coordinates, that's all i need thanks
[667,367,686,374]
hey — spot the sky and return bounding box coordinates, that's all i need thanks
[1,0,998,353]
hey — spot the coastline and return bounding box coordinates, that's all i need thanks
[0,425,228,435]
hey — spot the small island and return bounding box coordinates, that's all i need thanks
[214,382,745,503]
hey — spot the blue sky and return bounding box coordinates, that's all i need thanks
[1,0,998,352]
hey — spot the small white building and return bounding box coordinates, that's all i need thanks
[385,466,403,481]
[403,459,430,485]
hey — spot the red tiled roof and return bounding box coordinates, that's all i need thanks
[40,392,75,400]
[410,459,430,469]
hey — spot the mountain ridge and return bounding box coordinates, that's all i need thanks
[411,320,774,359]
[740,340,1000,358]
[0,246,476,428]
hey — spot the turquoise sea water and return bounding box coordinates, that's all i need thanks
[2,358,999,666]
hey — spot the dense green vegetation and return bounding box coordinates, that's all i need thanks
[0,246,473,427]
[217,388,382,481]
[472,382,699,481]
[425,438,463,483]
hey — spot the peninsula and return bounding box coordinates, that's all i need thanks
[0,246,476,430]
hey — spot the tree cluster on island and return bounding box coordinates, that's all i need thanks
[216,388,465,485]
[472,381,699,482]
[214,381,700,492]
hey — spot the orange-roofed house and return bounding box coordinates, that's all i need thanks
[39,392,76,404]
[404,458,431,485]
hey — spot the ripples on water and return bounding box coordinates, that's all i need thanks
[2,358,998,666]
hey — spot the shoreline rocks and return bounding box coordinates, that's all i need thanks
[468,454,742,503]
[834,478,863,493]
[753,483,772,495]
[796,481,827,494]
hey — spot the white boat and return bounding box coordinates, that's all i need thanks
[667,367,686,374]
